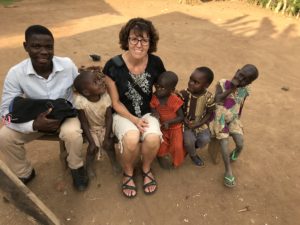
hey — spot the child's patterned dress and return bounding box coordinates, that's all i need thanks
[210,79,250,139]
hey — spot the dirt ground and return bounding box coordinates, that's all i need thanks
[0,0,300,224]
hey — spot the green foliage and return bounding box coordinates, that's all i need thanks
[260,0,270,7]
[0,0,16,6]
[248,0,300,16]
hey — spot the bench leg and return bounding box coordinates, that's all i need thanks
[59,140,68,170]
[208,138,221,164]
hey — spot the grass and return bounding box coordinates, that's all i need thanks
[0,0,17,6]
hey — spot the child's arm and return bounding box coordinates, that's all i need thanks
[151,108,160,120]
[77,109,98,155]
[150,95,160,120]
[215,70,245,103]
[162,107,184,129]
[215,83,236,104]
[102,106,113,151]
[186,106,215,130]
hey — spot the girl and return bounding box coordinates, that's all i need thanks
[150,71,186,168]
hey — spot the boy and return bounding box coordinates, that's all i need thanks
[0,25,88,191]
[210,64,259,187]
[179,67,215,166]
[73,67,119,175]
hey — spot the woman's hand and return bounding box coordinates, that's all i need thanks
[134,117,149,133]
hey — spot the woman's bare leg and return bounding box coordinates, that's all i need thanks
[121,130,140,197]
[141,133,160,193]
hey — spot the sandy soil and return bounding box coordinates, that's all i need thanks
[0,0,300,224]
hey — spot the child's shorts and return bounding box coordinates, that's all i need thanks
[112,113,162,153]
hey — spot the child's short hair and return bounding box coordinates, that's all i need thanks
[242,64,259,80]
[25,25,53,41]
[195,67,214,85]
[158,71,178,89]
[74,71,90,95]
[74,66,104,95]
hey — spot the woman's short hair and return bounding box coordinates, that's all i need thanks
[119,17,159,53]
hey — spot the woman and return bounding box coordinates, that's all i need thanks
[103,18,166,198]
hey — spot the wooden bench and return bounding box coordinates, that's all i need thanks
[0,159,62,225]
[36,134,68,169]
[37,134,121,175]
[207,138,221,164]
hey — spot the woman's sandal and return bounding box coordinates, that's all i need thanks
[122,173,137,198]
[224,174,236,188]
[142,169,157,195]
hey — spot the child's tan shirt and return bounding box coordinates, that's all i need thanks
[73,92,111,129]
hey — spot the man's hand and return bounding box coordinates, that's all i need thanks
[32,108,60,132]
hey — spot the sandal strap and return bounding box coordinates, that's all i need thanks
[142,169,157,187]
[122,173,134,186]
[143,180,157,188]
[224,175,235,182]
[123,172,133,178]
[142,170,154,181]
[122,183,137,190]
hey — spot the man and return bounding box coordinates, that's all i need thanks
[0,25,88,191]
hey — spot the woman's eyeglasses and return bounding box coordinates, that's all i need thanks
[128,37,150,46]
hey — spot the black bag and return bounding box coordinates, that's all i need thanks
[6,96,78,123]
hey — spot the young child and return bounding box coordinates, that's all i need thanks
[73,67,118,175]
[150,71,186,169]
[179,67,215,166]
[210,64,259,187]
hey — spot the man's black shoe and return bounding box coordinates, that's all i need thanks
[190,155,204,167]
[19,169,36,184]
[71,166,89,191]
